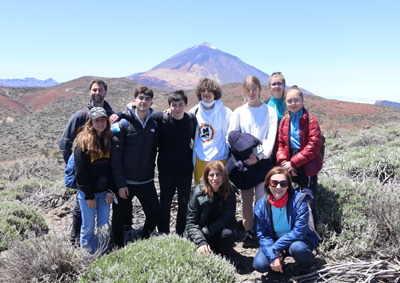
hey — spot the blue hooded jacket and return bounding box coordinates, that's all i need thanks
[254,190,319,263]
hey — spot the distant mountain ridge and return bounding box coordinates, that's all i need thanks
[0,78,59,87]
[127,42,270,90]
[375,100,400,110]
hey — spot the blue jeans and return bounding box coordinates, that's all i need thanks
[253,239,315,273]
[77,190,110,254]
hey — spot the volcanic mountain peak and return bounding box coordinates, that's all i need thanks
[129,42,269,90]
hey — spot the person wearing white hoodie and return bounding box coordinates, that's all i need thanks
[189,78,232,185]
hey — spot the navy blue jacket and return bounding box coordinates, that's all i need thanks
[226,131,271,190]
[111,104,158,189]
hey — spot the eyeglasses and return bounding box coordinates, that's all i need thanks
[286,99,301,105]
[271,82,283,87]
[269,180,289,187]
[201,89,213,94]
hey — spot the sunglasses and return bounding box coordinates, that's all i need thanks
[271,82,283,86]
[269,180,289,187]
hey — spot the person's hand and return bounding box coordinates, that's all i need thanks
[109,114,119,124]
[282,160,297,174]
[244,158,258,166]
[119,187,129,199]
[104,193,114,205]
[270,258,283,273]
[163,109,171,114]
[197,244,211,254]
[87,199,96,208]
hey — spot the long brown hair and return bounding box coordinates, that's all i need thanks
[264,166,294,196]
[202,160,231,202]
[75,118,112,160]
[283,85,304,120]
[242,76,262,101]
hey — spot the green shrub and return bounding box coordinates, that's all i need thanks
[0,202,48,250]
[317,175,400,260]
[79,235,236,283]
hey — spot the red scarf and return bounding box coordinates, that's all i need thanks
[269,192,288,208]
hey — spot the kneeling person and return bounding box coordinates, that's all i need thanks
[152,90,197,235]
[183,160,238,255]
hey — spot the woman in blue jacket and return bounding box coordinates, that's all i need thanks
[253,166,319,274]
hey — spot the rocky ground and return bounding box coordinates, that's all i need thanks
[42,174,324,283]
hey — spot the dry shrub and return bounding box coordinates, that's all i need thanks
[0,228,109,283]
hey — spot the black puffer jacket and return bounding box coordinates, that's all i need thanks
[183,180,237,247]
[111,104,159,189]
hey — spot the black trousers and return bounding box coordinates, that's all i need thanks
[157,172,192,235]
[112,181,161,247]
[206,223,238,255]
[70,193,133,245]
[290,148,318,224]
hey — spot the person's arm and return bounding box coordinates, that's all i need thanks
[74,144,94,200]
[226,109,240,144]
[202,189,236,238]
[110,121,127,190]
[290,115,323,168]
[276,118,288,165]
[254,201,279,264]
[185,186,208,247]
[59,110,86,164]
[259,106,278,159]
[271,198,310,252]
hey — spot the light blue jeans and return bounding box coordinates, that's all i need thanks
[253,239,315,273]
[77,190,110,255]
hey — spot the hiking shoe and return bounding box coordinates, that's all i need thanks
[242,230,258,248]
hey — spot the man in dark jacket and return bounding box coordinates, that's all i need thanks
[151,90,197,235]
[111,86,161,246]
[59,79,119,246]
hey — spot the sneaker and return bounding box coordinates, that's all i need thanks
[242,230,258,248]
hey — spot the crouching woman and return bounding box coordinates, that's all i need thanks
[183,160,238,255]
[74,107,115,254]
[253,166,319,274]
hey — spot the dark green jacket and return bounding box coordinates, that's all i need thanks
[183,181,237,247]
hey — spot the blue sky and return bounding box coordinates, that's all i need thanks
[1,0,399,103]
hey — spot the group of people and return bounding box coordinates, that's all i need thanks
[59,72,323,275]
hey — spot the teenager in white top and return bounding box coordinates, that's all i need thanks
[190,78,232,185]
[227,76,278,248]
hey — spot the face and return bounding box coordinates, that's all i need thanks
[269,174,289,200]
[245,83,260,103]
[269,76,284,99]
[134,93,153,113]
[208,169,223,192]
[169,99,187,120]
[200,88,215,103]
[285,90,303,114]
[92,116,107,136]
[90,83,107,103]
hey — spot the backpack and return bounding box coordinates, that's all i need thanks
[65,118,128,189]
[64,154,77,189]
[308,116,325,160]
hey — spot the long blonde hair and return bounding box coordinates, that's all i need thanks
[75,118,112,160]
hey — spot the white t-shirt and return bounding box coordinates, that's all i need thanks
[228,102,278,159]
[190,100,231,161]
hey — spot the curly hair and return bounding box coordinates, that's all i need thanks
[202,160,231,202]
[195,78,222,101]
[75,118,112,160]
[264,166,294,196]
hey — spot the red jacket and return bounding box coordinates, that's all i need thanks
[276,108,323,177]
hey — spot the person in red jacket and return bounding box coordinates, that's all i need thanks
[276,86,323,222]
